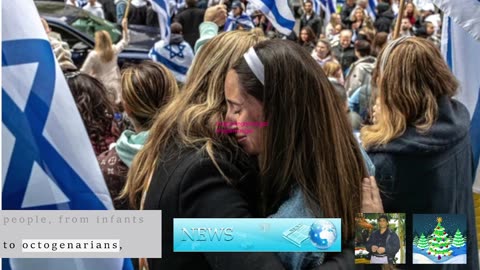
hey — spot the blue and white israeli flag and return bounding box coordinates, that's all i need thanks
[249,0,295,35]
[311,0,322,15]
[319,0,337,26]
[434,0,480,192]
[149,0,171,43]
[367,0,377,20]
[2,1,133,269]
[149,39,194,83]
[224,12,256,32]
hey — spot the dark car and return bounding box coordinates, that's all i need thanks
[35,1,161,68]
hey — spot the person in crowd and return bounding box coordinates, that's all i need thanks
[81,18,129,104]
[312,39,339,67]
[374,2,394,33]
[422,3,441,34]
[224,1,254,31]
[323,61,344,86]
[115,0,128,24]
[300,0,322,38]
[225,39,376,269]
[125,0,147,25]
[361,37,479,269]
[98,61,178,210]
[357,27,375,44]
[344,40,375,96]
[404,2,419,27]
[329,23,343,47]
[341,0,356,28]
[149,22,194,85]
[355,0,369,13]
[365,215,400,264]
[332,29,357,75]
[299,26,317,52]
[350,7,368,35]
[97,0,116,22]
[41,18,78,73]
[251,10,269,32]
[388,17,414,39]
[194,4,228,53]
[371,32,388,57]
[83,0,105,18]
[66,72,121,156]
[174,0,206,47]
[325,13,342,40]
[425,21,441,48]
[323,61,344,85]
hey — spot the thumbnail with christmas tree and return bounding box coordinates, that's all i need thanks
[412,214,467,264]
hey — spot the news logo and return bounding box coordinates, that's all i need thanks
[282,220,338,250]
[173,218,341,252]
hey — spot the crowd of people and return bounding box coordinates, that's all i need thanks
[42,0,479,269]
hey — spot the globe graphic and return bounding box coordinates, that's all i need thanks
[309,220,338,249]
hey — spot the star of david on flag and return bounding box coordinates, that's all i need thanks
[165,44,185,59]
[2,1,133,269]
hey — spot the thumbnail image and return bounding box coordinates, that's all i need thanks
[413,214,467,264]
[355,213,406,264]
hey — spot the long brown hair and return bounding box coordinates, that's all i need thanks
[123,30,266,209]
[66,72,118,154]
[232,40,367,241]
[95,30,114,62]
[121,61,179,131]
[299,26,317,45]
[361,37,458,148]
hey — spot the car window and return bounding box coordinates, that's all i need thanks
[49,24,86,49]
[70,16,121,43]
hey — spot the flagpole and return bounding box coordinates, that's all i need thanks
[123,0,132,20]
[393,0,406,39]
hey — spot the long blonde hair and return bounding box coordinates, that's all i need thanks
[94,30,114,62]
[121,61,179,130]
[361,37,458,148]
[122,30,266,208]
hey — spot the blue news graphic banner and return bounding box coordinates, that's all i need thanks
[174,218,341,252]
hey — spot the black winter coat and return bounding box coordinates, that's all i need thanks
[374,5,394,33]
[174,7,206,48]
[366,97,479,269]
[143,143,364,270]
[332,44,357,74]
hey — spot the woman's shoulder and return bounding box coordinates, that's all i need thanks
[154,144,248,187]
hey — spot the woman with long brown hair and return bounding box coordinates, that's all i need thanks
[225,39,374,268]
[81,19,129,104]
[66,72,121,155]
[298,26,317,52]
[361,37,479,269]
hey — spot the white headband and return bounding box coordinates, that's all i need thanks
[380,36,412,73]
[243,47,265,85]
